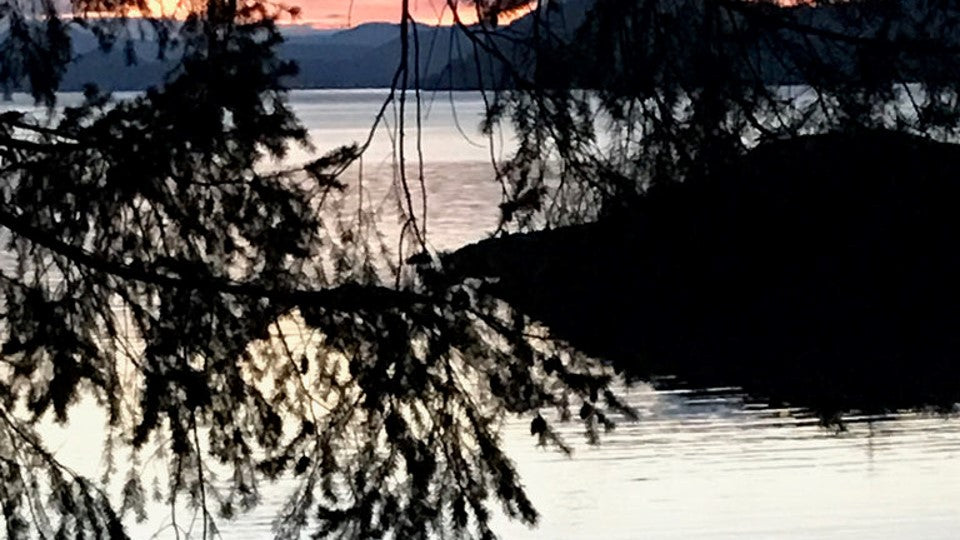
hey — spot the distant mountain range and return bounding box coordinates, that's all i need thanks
[9,0,952,93]
[46,1,590,92]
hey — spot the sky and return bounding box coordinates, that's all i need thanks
[116,0,528,28]
[298,0,473,27]
[294,0,531,28]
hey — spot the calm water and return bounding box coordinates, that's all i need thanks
[7,90,960,538]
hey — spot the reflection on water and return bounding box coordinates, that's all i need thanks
[497,387,960,540]
[183,384,960,539]
[6,90,960,538]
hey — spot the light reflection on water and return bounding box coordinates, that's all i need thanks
[5,90,960,538]
[166,384,960,540]
[496,387,960,540]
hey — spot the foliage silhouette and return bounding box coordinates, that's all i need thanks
[465,0,960,226]
[0,0,626,538]
[426,0,960,436]
[445,0,960,425]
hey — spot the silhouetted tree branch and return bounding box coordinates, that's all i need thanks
[0,1,628,538]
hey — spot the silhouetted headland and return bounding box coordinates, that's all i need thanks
[443,130,960,419]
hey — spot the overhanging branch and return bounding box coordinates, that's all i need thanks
[0,205,427,311]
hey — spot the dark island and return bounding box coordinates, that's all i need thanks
[443,130,960,419]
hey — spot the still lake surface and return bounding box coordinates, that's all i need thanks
[7,89,960,538]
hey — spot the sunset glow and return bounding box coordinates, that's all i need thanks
[290,0,532,28]
[85,0,532,28]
